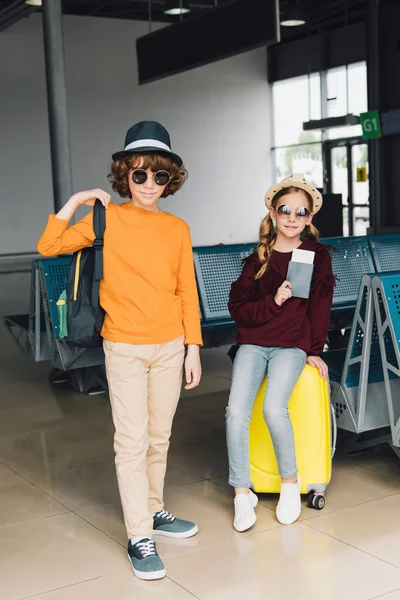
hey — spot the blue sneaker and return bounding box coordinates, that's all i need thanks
[153,510,199,539]
[127,538,166,580]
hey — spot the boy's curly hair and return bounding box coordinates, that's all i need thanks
[108,152,188,199]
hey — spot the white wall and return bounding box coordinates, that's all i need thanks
[0,14,272,254]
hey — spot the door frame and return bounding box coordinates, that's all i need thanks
[323,136,368,237]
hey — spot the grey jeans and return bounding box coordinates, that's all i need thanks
[226,345,307,486]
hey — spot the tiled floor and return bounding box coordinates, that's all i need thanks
[1,272,400,600]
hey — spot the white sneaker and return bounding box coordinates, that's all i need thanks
[276,477,302,525]
[233,489,258,532]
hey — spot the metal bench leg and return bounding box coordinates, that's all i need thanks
[49,368,69,385]
[336,428,392,458]
[70,366,108,395]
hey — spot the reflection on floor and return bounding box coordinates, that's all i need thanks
[1,271,400,600]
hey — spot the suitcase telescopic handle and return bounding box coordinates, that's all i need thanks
[330,404,337,459]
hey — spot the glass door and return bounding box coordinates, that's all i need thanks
[330,145,350,235]
[351,144,369,235]
[325,140,369,236]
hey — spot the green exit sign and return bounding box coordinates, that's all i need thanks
[360,110,382,139]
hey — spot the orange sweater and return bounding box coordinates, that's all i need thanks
[37,202,203,346]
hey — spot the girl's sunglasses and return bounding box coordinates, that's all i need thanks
[131,169,171,187]
[276,204,310,221]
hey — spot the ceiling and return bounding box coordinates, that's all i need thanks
[58,0,231,22]
[0,0,229,31]
[0,0,395,38]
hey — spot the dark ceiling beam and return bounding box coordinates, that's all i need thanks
[0,12,29,32]
[311,1,365,22]
[279,0,365,24]
[87,1,114,16]
[0,0,34,32]
[310,8,366,30]
[86,0,222,16]
[121,0,220,6]
[0,0,27,16]
[277,0,367,43]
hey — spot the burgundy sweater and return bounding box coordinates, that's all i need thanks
[228,239,335,356]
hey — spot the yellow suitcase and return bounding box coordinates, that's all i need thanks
[249,364,332,509]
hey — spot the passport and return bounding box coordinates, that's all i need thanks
[286,249,315,299]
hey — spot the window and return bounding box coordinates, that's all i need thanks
[272,62,367,180]
[272,73,322,188]
[327,66,347,118]
[273,73,321,147]
[271,62,369,237]
[348,62,368,115]
[275,142,323,189]
[326,62,367,140]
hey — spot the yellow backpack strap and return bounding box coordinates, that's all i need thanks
[73,250,82,301]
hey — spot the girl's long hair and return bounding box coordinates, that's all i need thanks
[255,186,320,280]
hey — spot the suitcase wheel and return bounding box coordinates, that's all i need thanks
[307,493,325,510]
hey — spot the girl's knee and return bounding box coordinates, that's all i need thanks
[225,405,251,429]
[262,405,288,425]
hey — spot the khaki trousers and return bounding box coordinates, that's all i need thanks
[103,336,185,538]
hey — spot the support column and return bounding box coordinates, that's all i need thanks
[42,0,73,213]
[367,0,383,234]
[367,0,400,232]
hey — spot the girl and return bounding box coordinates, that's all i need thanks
[37,121,203,581]
[226,174,334,531]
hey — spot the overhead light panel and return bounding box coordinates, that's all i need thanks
[25,0,42,5]
[281,4,306,26]
[164,0,191,15]
[303,115,360,131]
[137,0,280,85]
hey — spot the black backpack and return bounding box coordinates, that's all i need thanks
[65,199,106,348]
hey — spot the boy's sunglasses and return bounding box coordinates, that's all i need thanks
[276,204,310,221]
[131,169,171,187]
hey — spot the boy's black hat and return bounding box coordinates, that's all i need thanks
[112,121,183,167]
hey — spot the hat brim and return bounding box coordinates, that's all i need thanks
[264,180,323,214]
[112,146,183,167]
